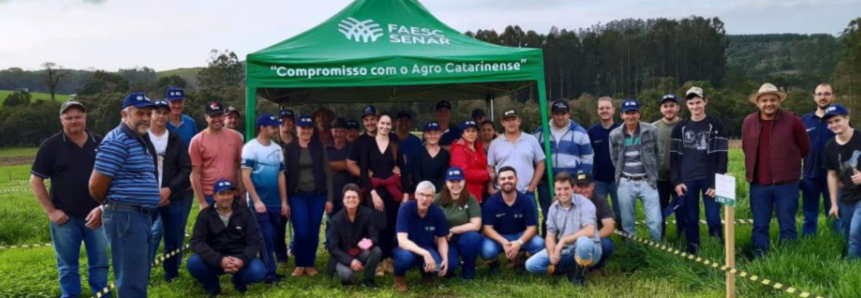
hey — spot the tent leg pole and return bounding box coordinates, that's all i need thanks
[245,85,257,141]
[536,79,554,198]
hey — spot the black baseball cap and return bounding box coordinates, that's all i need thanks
[346,120,360,130]
[205,101,224,116]
[472,109,486,119]
[362,105,377,119]
[502,109,519,119]
[225,106,240,117]
[552,100,570,113]
[396,110,411,119]
[332,118,348,129]
[574,170,594,185]
[436,101,452,111]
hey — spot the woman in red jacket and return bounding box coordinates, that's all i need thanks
[450,120,492,203]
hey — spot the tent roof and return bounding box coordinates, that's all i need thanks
[245,0,545,104]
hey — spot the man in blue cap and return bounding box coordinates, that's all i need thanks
[346,120,361,143]
[145,99,192,281]
[670,87,728,254]
[241,113,288,283]
[823,103,861,259]
[609,99,663,242]
[801,83,840,236]
[652,94,683,238]
[89,92,161,298]
[533,99,593,236]
[165,86,198,148]
[436,101,461,149]
[30,100,109,298]
[188,179,267,297]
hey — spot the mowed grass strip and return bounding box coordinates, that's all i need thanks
[0,150,858,297]
[0,90,71,108]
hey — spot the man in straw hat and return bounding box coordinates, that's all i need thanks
[741,83,811,257]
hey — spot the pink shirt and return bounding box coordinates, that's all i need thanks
[189,129,244,195]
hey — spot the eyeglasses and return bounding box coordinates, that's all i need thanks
[815,92,833,97]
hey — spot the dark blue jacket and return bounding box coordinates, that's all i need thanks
[801,111,835,179]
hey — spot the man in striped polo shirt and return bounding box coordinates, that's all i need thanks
[533,99,594,236]
[89,92,161,298]
[609,99,663,242]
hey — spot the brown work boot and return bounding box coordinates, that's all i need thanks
[421,273,434,286]
[394,276,408,293]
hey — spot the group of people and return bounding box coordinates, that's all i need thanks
[27,81,861,298]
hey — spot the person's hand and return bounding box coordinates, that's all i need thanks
[325,202,334,214]
[393,166,401,176]
[705,188,716,198]
[829,205,839,218]
[488,168,497,180]
[852,169,861,185]
[504,240,522,260]
[422,252,437,273]
[528,184,537,193]
[371,192,385,212]
[48,209,69,226]
[675,184,687,197]
[549,248,561,265]
[438,259,448,277]
[446,231,453,242]
[253,200,266,214]
[85,207,102,229]
[281,202,291,217]
[350,259,365,271]
[159,188,172,207]
[230,256,245,271]
[220,257,233,271]
[198,201,210,211]
[403,193,410,202]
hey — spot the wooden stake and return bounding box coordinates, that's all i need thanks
[726,205,736,298]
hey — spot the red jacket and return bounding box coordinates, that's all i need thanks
[450,139,489,203]
[741,109,811,184]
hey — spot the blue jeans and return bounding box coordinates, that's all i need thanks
[447,231,483,278]
[50,216,109,298]
[525,237,602,274]
[102,206,154,298]
[750,182,799,255]
[537,182,552,236]
[618,178,662,241]
[255,207,284,278]
[480,231,545,260]
[150,191,194,280]
[393,246,443,277]
[594,180,621,222]
[681,179,723,253]
[839,200,861,259]
[186,254,266,294]
[594,237,614,269]
[801,176,842,236]
[289,193,327,267]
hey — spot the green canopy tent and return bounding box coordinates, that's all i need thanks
[245,0,557,189]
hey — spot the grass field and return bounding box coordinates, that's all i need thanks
[0,150,859,298]
[0,147,39,158]
[0,90,71,108]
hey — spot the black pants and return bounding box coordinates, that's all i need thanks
[365,189,399,259]
[336,247,382,283]
[657,180,684,238]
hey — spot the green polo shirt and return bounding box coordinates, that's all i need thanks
[433,193,482,228]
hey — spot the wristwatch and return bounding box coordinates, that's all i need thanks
[517,239,524,246]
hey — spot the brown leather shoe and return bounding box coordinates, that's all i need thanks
[394,276,408,293]
[305,267,318,276]
[292,267,306,277]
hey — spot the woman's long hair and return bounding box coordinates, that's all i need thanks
[439,181,468,208]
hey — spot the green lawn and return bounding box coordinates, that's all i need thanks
[0,150,858,298]
[0,90,71,108]
[0,147,39,158]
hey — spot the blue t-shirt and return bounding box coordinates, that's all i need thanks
[482,191,538,235]
[801,112,835,179]
[241,139,285,208]
[440,125,462,146]
[588,122,621,182]
[166,114,198,149]
[396,200,449,248]
[94,124,160,208]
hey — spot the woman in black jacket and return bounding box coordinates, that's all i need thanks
[326,184,381,288]
[145,99,192,282]
[284,115,334,276]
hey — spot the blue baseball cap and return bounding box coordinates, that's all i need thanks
[362,105,377,118]
[423,121,441,132]
[279,109,295,120]
[621,99,641,112]
[460,120,478,131]
[296,115,314,128]
[445,167,465,181]
[346,120,360,130]
[213,179,236,194]
[165,87,186,101]
[256,113,281,128]
[152,99,171,111]
[122,92,156,110]
[660,94,679,104]
[823,103,850,121]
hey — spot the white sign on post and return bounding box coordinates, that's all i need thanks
[715,173,736,207]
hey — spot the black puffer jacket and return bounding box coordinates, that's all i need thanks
[190,201,262,267]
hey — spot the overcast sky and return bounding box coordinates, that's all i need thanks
[1,0,858,71]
